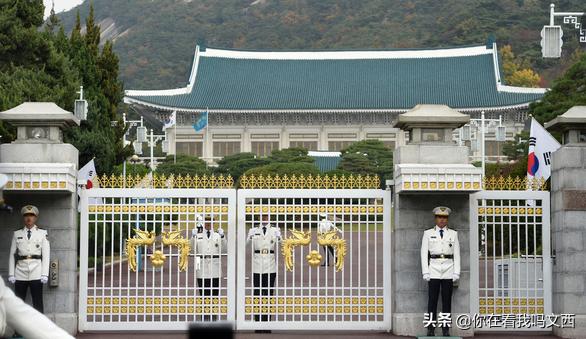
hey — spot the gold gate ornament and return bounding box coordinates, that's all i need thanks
[282,229,346,272]
[126,229,155,272]
[126,228,191,272]
[317,230,346,272]
[306,250,322,267]
[281,229,311,272]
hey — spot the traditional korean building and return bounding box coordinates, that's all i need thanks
[124,43,546,164]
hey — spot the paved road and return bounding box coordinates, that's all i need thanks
[76,331,560,339]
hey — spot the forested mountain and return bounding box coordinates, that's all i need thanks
[57,0,586,90]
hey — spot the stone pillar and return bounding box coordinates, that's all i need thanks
[0,102,80,335]
[391,105,481,337]
[546,106,586,338]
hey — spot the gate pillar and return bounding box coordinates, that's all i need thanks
[0,103,80,335]
[546,106,586,339]
[391,105,481,337]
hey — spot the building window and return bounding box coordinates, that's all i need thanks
[328,140,355,151]
[251,141,279,157]
[366,133,395,139]
[213,141,241,157]
[290,141,318,151]
[289,133,318,139]
[176,142,203,157]
[250,134,279,139]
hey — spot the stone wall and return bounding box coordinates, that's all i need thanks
[551,145,586,339]
[392,192,472,337]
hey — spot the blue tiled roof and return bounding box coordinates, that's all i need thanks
[125,45,545,111]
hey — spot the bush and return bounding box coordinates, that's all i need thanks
[155,155,209,176]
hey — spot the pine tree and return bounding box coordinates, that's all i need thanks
[530,53,586,124]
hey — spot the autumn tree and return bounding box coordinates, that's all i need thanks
[499,45,541,88]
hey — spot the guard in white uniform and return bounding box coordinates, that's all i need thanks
[318,213,343,266]
[8,205,50,313]
[191,215,226,321]
[421,206,460,337]
[247,213,281,322]
[0,174,72,339]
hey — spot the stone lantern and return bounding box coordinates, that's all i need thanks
[394,104,470,145]
[545,106,586,145]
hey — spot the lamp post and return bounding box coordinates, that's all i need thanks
[148,129,165,171]
[459,111,506,176]
[541,3,585,58]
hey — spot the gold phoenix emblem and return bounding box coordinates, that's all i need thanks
[126,229,156,272]
[126,228,191,272]
[282,229,346,271]
[161,230,191,271]
[281,229,311,272]
[317,230,347,272]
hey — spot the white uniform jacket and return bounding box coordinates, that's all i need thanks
[421,226,460,280]
[8,226,50,281]
[318,219,342,235]
[191,231,227,279]
[0,276,74,339]
[247,223,281,274]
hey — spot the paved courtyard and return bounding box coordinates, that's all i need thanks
[76,331,560,339]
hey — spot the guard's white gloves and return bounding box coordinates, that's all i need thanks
[40,275,49,284]
[423,273,431,282]
[217,228,224,237]
[274,229,282,239]
[247,228,256,240]
[452,273,460,282]
[191,228,197,237]
[8,275,16,284]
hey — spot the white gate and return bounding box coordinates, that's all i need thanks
[236,189,392,330]
[470,190,551,330]
[79,188,237,331]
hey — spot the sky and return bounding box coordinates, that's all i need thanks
[43,0,85,18]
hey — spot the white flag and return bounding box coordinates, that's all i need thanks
[77,159,102,209]
[162,111,176,131]
[527,118,560,182]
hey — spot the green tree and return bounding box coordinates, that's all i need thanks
[530,53,586,124]
[112,161,150,176]
[338,139,393,187]
[155,155,209,176]
[502,131,529,162]
[63,5,130,173]
[499,45,541,88]
[0,0,78,142]
[243,162,320,177]
[214,152,270,181]
[267,147,314,164]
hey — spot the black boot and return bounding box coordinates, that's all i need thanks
[442,326,450,336]
[426,326,435,336]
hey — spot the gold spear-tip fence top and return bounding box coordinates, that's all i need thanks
[95,174,234,189]
[239,174,380,189]
[482,176,548,191]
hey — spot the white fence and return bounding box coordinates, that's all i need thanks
[470,190,551,331]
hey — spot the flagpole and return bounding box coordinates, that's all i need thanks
[173,111,177,164]
[481,110,486,177]
[205,107,209,162]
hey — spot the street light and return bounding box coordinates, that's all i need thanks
[541,3,585,58]
[458,111,506,176]
[148,129,165,171]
